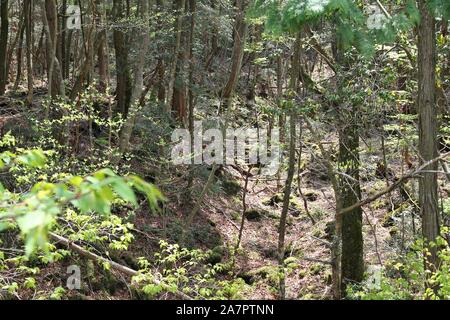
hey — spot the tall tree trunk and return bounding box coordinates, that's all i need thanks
[171,0,188,124]
[0,0,9,95]
[119,0,150,154]
[70,2,96,100]
[155,0,165,103]
[61,0,67,79]
[417,0,440,279]
[186,0,196,198]
[13,16,25,91]
[278,32,300,300]
[338,114,364,290]
[332,31,364,299]
[113,0,131,117]
[167,0,185,114]
[7,4,25,89]
[25,0,33,104]
[43,0,65,99]
[221,0,247,104]
[96,0,108,92]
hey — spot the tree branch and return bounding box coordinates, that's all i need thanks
[338,152,450,217]
[49,232,193,300]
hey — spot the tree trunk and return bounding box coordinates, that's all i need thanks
[70,2,96,100]
[0,0,9,95]
[172,0,192,124]
[96,0,108,92]
[60,0,67,79]
[167,0,185,114]
[155,0,165,103]
[332,31,364,298]
[43,0,65,99]
[25,0,33,104]
[13,22,25,91]
[113,0,132,117]
[119,0,150,154]
[338,117,364,290]
[417,0,440,278]
[278,32,300,300]
[7,4,25,89]
[221,0,247,104]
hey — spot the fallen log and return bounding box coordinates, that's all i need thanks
[49,232,193,300]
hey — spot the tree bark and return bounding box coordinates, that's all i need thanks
[338,117,364,289]
[96,0,109,92]
[113,0,132,117]
[25,0,33,104]
[0,0,9,95]
[167,0,185,114]
[171,0,188,123]
[417,0,440,277]
[221,0,247,104]
[43,0,65,99]
[13,7,26,91]
[278,32,300,300]
[332,31,364,298]
[119,0,150,153]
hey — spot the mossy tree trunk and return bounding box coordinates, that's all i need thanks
[338,118,364,290]
[333,35,364,298]
[417,0,440,282]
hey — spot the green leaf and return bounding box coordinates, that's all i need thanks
[112,179,137,206]
[17,149,47,168]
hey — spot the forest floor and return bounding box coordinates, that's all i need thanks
[124,130,425,300]
[2,90,447,300]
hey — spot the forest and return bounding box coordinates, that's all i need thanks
[0,0,449,302]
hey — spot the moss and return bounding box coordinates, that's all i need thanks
[284,242,302,257]
[298,269,307,279]
[262,245,278,259]
[245,208,268,221]
[301,189,319,202]
[206,246,225,265]
[382,204,408,228]
[266,210,280,220]
[389,226,399,236]
[222,179,241,196]
[312,227,323,238]
[323,271,332,284]
[231,211,241,221]
[244,265,279,286]
[309,263,324,275]
[300,293,320,300]
[262,193,285,206]
[286,216,295,227]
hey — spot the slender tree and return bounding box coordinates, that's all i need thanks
[113,0,132,117]
[25,0,34,104]
[0,0,9,95]
[278,32,301,300]
[119,0,150,153]
[42,0,65,99]
[221,0,247,105]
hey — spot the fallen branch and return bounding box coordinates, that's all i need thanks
[49,232,193,300]
[338,152,450,217]
[303,257,332,265]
